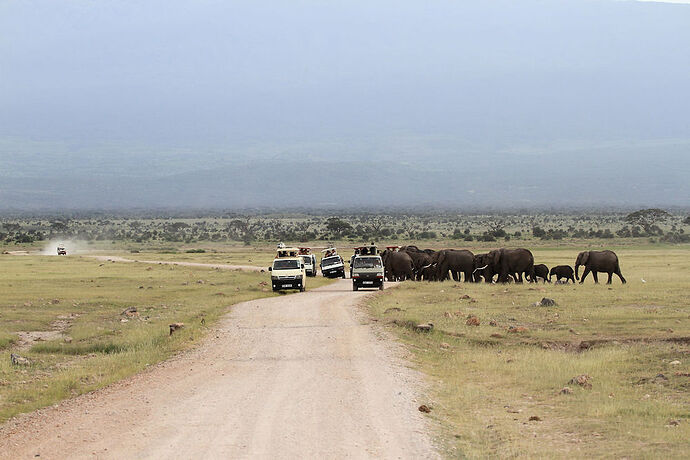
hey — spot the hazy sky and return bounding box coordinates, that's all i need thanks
[1,0,689,208]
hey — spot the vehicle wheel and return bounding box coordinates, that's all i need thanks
[300,286,305,292]
[379,284,384,290]
[341,272,346,279]
[353,284,358,291]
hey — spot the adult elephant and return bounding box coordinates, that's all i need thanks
[380,249,414,281]
[432,249,475,282]
[575,250,626,284]
[418,262,438,281]
[474,248,534,283]
[472,253,494,282]
[401,246,435,281]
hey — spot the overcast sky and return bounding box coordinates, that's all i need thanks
[1,0,689,209]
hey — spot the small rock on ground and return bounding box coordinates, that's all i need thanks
[415,323,433,332]
[465,315,480,326]
[568,374,592,389]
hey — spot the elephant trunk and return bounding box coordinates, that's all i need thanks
[574,263,580,280]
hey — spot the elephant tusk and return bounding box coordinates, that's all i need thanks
[473,265,488,273]
[421,263,433,269]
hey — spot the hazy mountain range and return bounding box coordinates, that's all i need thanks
[1,1,689,210]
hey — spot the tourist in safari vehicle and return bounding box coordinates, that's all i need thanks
[320,247,346,278]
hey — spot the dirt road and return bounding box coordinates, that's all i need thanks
[86,255,265,272]
[0,279,438,459]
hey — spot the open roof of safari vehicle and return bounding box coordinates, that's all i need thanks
[276,247,300,258]
[353,244,378,256]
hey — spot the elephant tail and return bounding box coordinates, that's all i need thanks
[615,261,627,284]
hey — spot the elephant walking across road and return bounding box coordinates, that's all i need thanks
[575,250,626,284]
[401,246,436,281]
[380,249,414,281]
[474,248,534,283]
[432,249,475,282]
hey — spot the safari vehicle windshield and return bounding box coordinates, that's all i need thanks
[322,256,341,267]
[273,259,300,270]
[353,257,382,269]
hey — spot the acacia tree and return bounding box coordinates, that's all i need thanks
[325,217,352,238]
[228,217,263,244]
[625,208,671,234]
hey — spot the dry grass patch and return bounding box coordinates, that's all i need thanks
[368,247,690,458]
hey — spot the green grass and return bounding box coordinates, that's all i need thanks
[0,255,332,422]
[119,246,279,268]
[367,246,690,458]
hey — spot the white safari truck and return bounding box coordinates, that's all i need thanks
[351,244,384,291]
[320,248,346,278]
[269,247,306,292]
[298,247,318,277]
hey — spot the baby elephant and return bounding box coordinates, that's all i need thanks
[550,265,575,284]
[532,264,550,283]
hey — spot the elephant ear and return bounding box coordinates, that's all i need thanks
[491,250,501,266]
[579,251,590,265]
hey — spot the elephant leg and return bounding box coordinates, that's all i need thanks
[580,267,591,283]
[592,271,599,283]
[452,271,460,282]
[464,270,472,283]
[616,268,627,284]
[516,272,523,283]
[607,272,613,284]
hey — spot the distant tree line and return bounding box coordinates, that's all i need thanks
[0,209,688,245]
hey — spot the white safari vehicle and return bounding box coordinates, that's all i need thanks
[320,248,346,278]
[298,247,318,277]
[269,247,306,292]
[351,244,384,291]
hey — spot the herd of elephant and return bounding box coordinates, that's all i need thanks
[379,246,627,285]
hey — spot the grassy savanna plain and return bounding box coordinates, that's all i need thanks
[1,227,690,458]
[368,246,690,458]
[0,254,332,422]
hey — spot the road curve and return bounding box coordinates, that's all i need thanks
[0,279,438,459]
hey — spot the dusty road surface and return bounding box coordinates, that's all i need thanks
[0,279,438,459]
